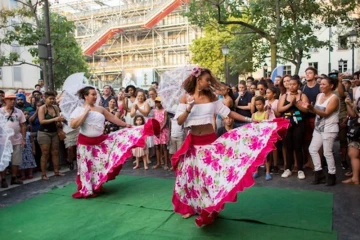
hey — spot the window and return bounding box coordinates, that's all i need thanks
[13,67,22,82]
[338,60,348,73]
[308,62,318,70]
[283,65,292,75]
[338,36,348,50]
[11,44,21,54]
[0,68,2,80]
[309,48,319,53]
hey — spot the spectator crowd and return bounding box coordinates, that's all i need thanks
[1,67,360,188]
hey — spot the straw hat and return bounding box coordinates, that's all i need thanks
[155,96,161,102]
[3,92,17,99]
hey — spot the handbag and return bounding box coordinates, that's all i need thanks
[57,128,66,141]
[347,117,360,140]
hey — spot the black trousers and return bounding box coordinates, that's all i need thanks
[284,121,305,171]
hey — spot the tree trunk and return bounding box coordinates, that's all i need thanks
[270,42,277,71]
[294,50,303,75]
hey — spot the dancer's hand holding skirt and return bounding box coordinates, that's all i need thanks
[171,119,289,227]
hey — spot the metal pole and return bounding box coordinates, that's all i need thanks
[352,43,355,76]
[224,55,227,84]
[328,27,331,73]
[44,0,54,91]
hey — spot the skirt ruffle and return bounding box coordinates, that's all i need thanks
[72,119,160,198]
[171,118,289,227]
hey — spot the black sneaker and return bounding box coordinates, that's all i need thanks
[272,166,280,175]
[1,179,8,188]
[10,178,23,185]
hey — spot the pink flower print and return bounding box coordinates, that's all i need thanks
[262,126,272,136]
[188,146,196,157]
[194,166,200,178]
[189,186,199,199]
[85,158,93,170]
[203,150,213,165]
[92,148,100,158]
[215,188,225,199]
[187,166,194,183]
[104,161,110,169]
[98,172,105,181]
[86,146,91,151]
[214,143,226,155]
[205,175,213,186]
[226,166,236,182]
[128,133,137,144]
[120,143,128,152]
[227,131,240,141]
[249,136,263,150]
[85,172,91,182]
[211,158,221,171]
[100,143,107,154]
[226,147,234,158]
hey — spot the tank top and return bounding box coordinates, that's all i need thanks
[314,93,339,133]
[38,105,58,133]
[333,90,347,119]
[253,111,266,121]
[283,94,304,124]
[302,83,320,118]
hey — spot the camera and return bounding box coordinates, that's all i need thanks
[328,72,338,79]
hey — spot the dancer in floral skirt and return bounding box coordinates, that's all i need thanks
[171,66,289,227]
[70,86,159,198]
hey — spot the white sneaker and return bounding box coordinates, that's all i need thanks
[297,170,306,180]
[281,169,292,178]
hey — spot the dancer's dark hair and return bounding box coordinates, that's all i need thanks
[77,86,96,100]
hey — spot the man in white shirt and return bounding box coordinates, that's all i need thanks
[0,92,26,187]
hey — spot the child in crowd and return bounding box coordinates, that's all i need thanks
[153,97,170,170]
[265,87,280,176]
[132,115,148,170]
[168,114,185,171]
[216,116,234,138]
[252,96,269,179]
[20,110,37,180]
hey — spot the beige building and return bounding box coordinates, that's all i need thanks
[0,0,41,91]
[52,0,201,89]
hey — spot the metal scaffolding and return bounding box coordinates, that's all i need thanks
[51,0,200,89]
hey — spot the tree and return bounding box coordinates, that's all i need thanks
[0,0,89,88]
[185,0,358,74]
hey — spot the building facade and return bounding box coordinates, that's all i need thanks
[0,0,41,90]
[253,26,360,79]
[52,0,201,89]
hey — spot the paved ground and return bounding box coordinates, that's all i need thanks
[0,145,359,240]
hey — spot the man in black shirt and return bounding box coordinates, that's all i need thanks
[302,67,320,168]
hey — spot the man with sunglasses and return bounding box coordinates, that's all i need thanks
[0,92,26,188]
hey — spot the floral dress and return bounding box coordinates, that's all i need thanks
[20,132,37,170]
[104,108,120,134]
[153,108,169,145]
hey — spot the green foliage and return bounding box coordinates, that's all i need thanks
[185,0,358,74]
[0,0,89,88]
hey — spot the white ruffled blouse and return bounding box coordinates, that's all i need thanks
[174,100,230,128]
[70,107,105,137]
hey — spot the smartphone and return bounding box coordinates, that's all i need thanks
[255,90,260,96]
[329,72,338,79]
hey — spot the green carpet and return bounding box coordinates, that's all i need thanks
[0,175,337,240]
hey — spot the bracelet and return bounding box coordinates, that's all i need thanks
[245,117,252,123]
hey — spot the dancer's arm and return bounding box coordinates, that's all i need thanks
[103,108,131,128]
[70,106,90,129]
[177,95,193,125]
[228,111,252,123]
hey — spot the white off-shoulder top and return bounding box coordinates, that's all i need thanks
[174,100,230,128]
[70,107,105,137]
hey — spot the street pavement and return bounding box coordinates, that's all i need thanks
[0,143,359,240]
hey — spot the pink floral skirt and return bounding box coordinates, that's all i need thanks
[171,119,289,227]
[72,119,159,198]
